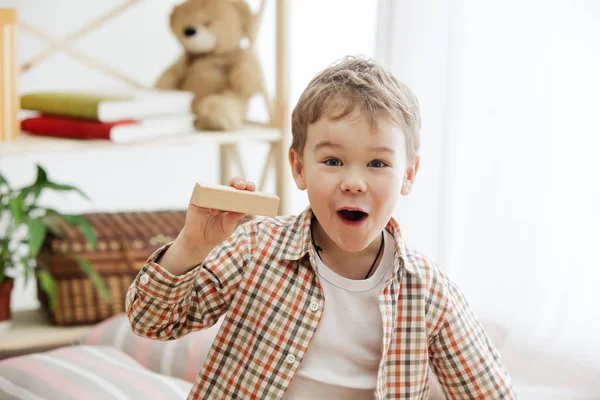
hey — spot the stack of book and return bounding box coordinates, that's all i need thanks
[19,90,196,144]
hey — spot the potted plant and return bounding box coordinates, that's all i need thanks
[0,164,110,330]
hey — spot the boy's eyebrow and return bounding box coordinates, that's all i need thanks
[369,146,395,154]
[313,140,341,152]
[313,141,395,154]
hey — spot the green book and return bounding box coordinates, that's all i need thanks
[20,90,194,122]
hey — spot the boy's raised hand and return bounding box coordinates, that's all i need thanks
[182,177,256,249]
[158,177,255,275]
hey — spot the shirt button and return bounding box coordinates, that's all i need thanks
[140,274,149,285]
[285,354,296,364]
[309,301,320,312]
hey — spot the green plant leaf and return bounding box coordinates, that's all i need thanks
[8,195,24,225]
[0,198,10,210]
[40,211,64,235]
[45,182,90,201]
[26,217,47,257]
[34,165,48,185]
[36,270,56,311]
[15,190,28,209]
[18,165,90,204]
[17,183,43,205]
[0,173,9,192]
[21,256,31,284]
[15,165,48,204]
[60,214,96,250]
[70,254,111,303]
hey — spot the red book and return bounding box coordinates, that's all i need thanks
[21,114,195,143]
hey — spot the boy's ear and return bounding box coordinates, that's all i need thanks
[289,150,307,190]
[401,155,420,196]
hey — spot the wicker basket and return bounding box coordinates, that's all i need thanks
[36,210,186,326]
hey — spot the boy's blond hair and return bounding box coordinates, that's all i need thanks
[291,56,421,162]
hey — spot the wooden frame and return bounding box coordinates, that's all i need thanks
[0,9,19,142]
[19,0,145,87]
[15,0,290,214]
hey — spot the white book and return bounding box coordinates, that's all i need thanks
[108,113,196,143]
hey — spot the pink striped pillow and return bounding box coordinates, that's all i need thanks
[78,313,222,383]
[0,345,192,399]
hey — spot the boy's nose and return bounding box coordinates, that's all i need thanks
[340,174,367,193]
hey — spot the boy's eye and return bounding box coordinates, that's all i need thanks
[368,160,387,168]
[324,158,342,167]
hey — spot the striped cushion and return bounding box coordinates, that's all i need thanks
[0,345,192,399]
[78,313,221,382]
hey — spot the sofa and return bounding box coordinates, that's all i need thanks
[0,313,221,399]
[0,314,595,399]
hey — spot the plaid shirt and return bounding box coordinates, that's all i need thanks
[126,207,517,399]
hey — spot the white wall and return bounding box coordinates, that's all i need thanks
[375,0,450,261]
[0,0,379,311]
[378,0,600,396]
[441,3,600,391]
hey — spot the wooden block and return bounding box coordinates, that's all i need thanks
[190,182,280,217]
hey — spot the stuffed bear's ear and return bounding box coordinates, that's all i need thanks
[169,6,180,32]
[231,0,254,38]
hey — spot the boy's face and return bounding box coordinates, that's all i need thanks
[289,109,419,253]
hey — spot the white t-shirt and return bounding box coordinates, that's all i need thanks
[283,230,395,400]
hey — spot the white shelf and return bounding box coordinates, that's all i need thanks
[0,308,91,352]
[0,125,282,157]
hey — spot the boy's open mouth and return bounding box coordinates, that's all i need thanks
[337,209,368,222]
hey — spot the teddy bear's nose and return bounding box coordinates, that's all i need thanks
[183,27,196,37]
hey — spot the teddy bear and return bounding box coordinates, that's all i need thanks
[155,0,263,131]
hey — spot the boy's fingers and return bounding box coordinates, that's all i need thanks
[228,176,244,189]
[189,203,211,215]
[223,211,245,225]
[227,176,242,185]
[226,211,245,219]
[227,177,256,191]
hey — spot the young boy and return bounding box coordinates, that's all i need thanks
[126,56,517,399]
